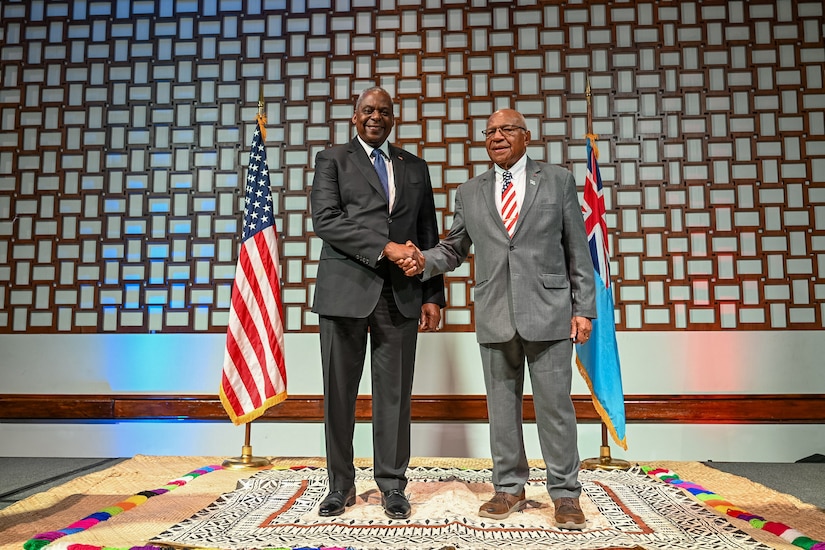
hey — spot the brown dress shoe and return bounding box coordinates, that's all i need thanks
[478,489,526,520]
[553,496,586,530]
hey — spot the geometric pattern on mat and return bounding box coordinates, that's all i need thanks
[152,466,773,550]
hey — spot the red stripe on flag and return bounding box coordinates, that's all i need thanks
[233,263,271,400]
[220,344,247,416]
[234,236,278,401]
[227,271,265,409]
[249,230,287,384]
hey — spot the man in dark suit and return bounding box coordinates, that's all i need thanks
[310,86,445,520]
[400,109,596,530]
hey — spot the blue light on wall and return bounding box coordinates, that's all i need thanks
[103,334,223,392]
[124,283,141,306]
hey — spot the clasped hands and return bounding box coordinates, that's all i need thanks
[382,241,439,332]
[383,240,425,276]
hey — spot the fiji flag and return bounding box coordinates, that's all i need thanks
[575,134,627,450]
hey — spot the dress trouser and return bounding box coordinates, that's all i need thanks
[319,280,419,493]
[479,334,582,500]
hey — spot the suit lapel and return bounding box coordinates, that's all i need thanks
[388,145,405,205]
[514,158,542,236]
[479,169,507,235]
[349,138,387,199]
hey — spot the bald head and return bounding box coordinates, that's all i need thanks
[484,109,530,170]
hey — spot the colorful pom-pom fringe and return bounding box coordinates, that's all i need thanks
[643,466,825,550]
[24,465,222,550]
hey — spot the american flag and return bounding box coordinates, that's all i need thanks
[575,134,627,450]
[219,114,287,425]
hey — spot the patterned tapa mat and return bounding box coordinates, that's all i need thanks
[1,456,823,550]
[152,465,782,550]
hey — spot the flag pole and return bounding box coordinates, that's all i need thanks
[580,77,630,471]
[222,83,273,471]
[581,423,630,470]
[222,421,271,470]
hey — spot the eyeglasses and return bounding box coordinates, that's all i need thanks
[481,125,527,138]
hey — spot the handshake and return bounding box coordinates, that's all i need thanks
[383,241,425,277]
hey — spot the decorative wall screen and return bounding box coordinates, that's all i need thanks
[1,0,824,333]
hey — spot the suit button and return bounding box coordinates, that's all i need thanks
[509,245,515,250]
[388,218,392,223]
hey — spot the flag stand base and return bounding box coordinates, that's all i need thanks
[581,445,631,471]
[222,445,271,470]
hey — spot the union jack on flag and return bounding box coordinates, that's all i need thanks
[575,134,627,450]
[581,136,611,284]
[219,114,288,425]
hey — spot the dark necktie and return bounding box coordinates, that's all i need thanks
[500,170,518,237]
[371,149,390,199]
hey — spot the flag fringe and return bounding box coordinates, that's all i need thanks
[575,356,628,451]
[219,385,287,426]
[585,133,599,159]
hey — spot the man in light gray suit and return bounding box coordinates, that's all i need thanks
[400,108,596,530]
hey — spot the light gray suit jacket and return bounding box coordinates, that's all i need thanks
[423,158,596,344]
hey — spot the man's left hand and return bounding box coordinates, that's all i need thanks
[419,303,441,332]
[570,316,592,344]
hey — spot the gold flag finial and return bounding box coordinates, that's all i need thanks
[257,83,267,141]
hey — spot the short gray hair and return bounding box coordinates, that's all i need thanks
[355,86,392,111]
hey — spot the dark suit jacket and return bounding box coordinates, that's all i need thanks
[311,137,445,318]
[423,158,596,343]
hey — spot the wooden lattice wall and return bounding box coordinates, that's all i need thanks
[1,0,824,333]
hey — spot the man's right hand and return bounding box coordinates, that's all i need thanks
[384,241,424,276]
[385,240,425,276]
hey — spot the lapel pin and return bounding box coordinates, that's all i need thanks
[530,179,536,186]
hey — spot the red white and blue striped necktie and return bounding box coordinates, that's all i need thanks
[500,170,517,237]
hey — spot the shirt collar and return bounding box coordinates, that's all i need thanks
[495,154,527,178]
[357,136,389,159]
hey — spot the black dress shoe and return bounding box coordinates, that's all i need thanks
[318,486,356,517]
[381,489,411,519]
